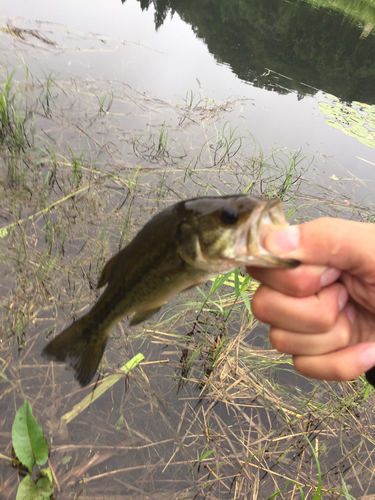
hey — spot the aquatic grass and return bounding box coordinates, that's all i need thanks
[38,72,56,118]
[267,434,350,499]
[67,146,85,187]
[0,69,35,154]
[1,66,375,499]
[96,90,114,114]
[131,121,186,164]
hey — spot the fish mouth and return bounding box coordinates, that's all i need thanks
[246,198,300,269]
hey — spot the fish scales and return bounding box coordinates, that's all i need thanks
[42,194,299,386]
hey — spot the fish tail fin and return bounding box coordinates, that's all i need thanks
[42,318,109,387]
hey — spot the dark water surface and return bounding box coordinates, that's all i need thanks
[1,0,375,498]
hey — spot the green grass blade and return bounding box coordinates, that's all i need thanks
[61,353,145,424]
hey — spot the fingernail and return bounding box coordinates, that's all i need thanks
[344,303,356,325]
[320,267,341,288]
[266,226,300,252]
[361,344,375,371]
[338,286,348,311]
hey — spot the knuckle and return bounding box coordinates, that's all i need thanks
[251,290,269,322]
[336,326,351,349]
[312,303,337,332]
[329,363,349,382]
[269,329,289,353]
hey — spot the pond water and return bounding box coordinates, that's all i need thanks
[1,0,375,499]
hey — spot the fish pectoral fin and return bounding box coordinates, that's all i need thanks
[98,253,120,288]
[130,306,163,326]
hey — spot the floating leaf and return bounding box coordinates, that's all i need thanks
[350,124,369,138]
[12,401,48,473]
[361,103,374,112]
[342,128,359,137]
[325,119,344,130]
[324,93,339,101]
[319,102,340,118]
[357,137,375,148]
[349,115,365,125]
[351,100,364,109]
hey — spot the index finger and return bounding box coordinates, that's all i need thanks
[264,218,375,276]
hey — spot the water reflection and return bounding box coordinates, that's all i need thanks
[124,0,375,103]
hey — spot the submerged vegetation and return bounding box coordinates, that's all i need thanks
[0,63,375,500]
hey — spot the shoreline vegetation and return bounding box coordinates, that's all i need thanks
[1,54,375,500]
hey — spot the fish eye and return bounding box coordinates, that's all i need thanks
[221,207,239,225]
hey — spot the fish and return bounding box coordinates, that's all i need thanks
[42,194,299,386]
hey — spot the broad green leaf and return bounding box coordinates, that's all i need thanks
[16,475,36,500]
[349,115,365,125]
[357,137,375,148]
[35,472,54,499]
[351,100,364,108]
[342,128,359,137]
[350,124,369,138]
[325,119,344,130]
[12,401,48,473]
[37,467,53,487]
[319,102,340,118]
[324,93,339,101]
[16,473,53,500]
[361,103,374,112]
[341,105,357,116]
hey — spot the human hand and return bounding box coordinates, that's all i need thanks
[247,217,375,383]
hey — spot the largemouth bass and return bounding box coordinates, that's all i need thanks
[42,194,299,386]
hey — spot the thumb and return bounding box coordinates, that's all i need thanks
[264,218,375,275]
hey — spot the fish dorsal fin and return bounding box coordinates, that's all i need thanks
[130,306,162,326]
[98,253,120,288]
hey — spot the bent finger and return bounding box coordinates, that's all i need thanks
[264,218,375,276]
[269,310,351,355]
[293,342,375,381]
[247,264,341,297]
[252,282,348,333]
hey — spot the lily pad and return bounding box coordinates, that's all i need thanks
[341,105,356,116]
[325,119,345,130]
[352,101,364,108]
[358,136,375,148]
[342,128,358,137]
[324,93,339,101]
[318,102,338,117]
[350,124,369,138]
